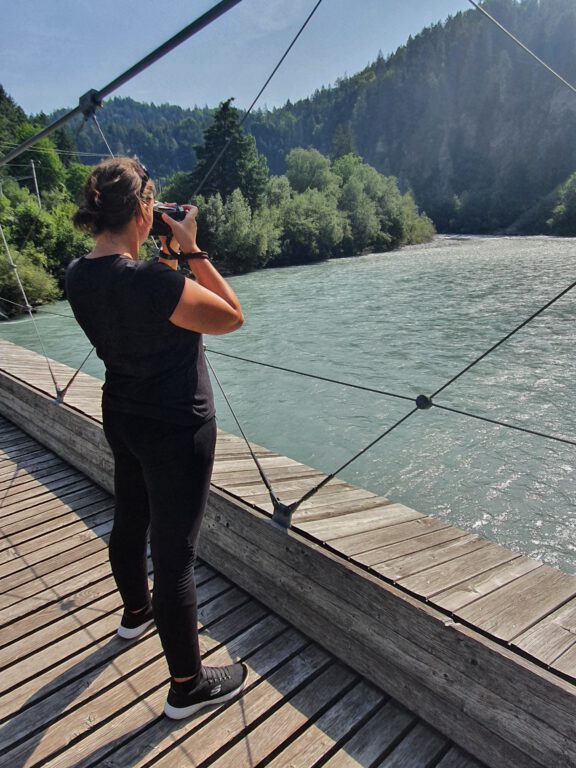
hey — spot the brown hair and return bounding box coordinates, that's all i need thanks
[72,157,155,236]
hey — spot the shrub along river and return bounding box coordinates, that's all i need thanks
[2,235,575,573]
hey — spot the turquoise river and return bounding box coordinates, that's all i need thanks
[1,235,575,573]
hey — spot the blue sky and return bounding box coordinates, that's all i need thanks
[1,0,470,116]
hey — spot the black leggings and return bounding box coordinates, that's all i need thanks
[103,408,216,678]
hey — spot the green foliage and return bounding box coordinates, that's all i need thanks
[0,86,436,317]
[65,162,92,203]
[161,171,193,203]
[188,99,269,210]
[285,148,339,196]
[546,173,576,235]
[0,244,60,317]
[277,188,345,265]
[12,124,66,191]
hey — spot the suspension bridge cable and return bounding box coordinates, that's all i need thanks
[191,0,324,197]
[92,115,115,158]
[432,403,576,449]
[0,295,75,318]
[289,407,419,513]
[205,346,576,450]
[0,223,61,396]
[467,0,576,97]
[431,276,576,399]
[205,355,280,506]
[283,277,576,514]
[54,113,118,398]
[205,347,413,403]
[0,0,244,167]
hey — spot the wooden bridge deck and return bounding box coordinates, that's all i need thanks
[0,417,482,768]
[0,338,575,768]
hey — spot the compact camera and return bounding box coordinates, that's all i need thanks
[151,203,187,237]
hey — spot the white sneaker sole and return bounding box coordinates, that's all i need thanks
[117,618,154,640]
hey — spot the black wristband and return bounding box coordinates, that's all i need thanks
[182,251,210,261]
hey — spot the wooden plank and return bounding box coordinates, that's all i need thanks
[376,722,448,766]
[0,574,238,723]
[553,643,576,678]
[202,492,576,767]
[321,701,415,767]
[0,501,113,556]
[0,478,97,519]
[0,565,207,670]
[333,516,452,556]
[0,547,110,614]
[0,520,112,585]
[0,594,268,758]
[264,680,385,767]
[436,748,485,768]
[35,616,294,768]
[398,542,520,598]
[458,566,576,642]
[1,498,112,543]
[82,630,322,768]
[296,504,421,541]
[0,559,114,628]
[208,663,359,768]
[433,557,542,612]
[511,599,576,666]
[360,527,469,568]
[374,536,488,581]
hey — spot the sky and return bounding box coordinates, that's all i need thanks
[1,0,471,117]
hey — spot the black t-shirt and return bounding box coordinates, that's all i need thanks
[66,254,215,425]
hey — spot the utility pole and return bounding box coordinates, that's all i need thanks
[30,160,42,209]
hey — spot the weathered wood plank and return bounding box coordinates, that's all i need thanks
[374,536,488,581]
[209,663,359,768]
[398,542,520,598]
[511,599,576,666]
[296,504,420,541]
[1,498,112,544]
[2,607,283,767]
[202,492,576,765]
[36,615,293,768]
[333,516,451,556]
[433,557,542,612]
[376,722,448,766]
[321,701,415,767]
[264,680,385,767]
[91,629,321,768]
[436,748,486,768]
[361,527,469,568]
[458,566,576,642]
[0,574,238,723]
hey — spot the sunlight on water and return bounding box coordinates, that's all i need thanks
[2,236,575,573]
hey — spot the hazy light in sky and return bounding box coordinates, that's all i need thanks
[1,0,470,115]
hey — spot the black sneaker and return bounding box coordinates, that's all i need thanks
[164,663,248,720]
[117,605,154,639]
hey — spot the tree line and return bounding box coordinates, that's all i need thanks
[0,92,434,316]
[65,0,576,237]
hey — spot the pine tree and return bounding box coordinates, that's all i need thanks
[189,99,268,210]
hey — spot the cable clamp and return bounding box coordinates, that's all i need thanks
[270,499,293,530]
[415,394,433,410]
[79,90,103,119]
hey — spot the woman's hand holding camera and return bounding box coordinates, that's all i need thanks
[161,205,202,256]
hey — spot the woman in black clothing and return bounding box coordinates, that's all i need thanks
[66,157,246,719]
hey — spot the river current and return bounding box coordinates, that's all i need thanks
[2,236,575,573]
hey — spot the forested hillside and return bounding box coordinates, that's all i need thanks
[63,0,576,234]
[246,0,576,232]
